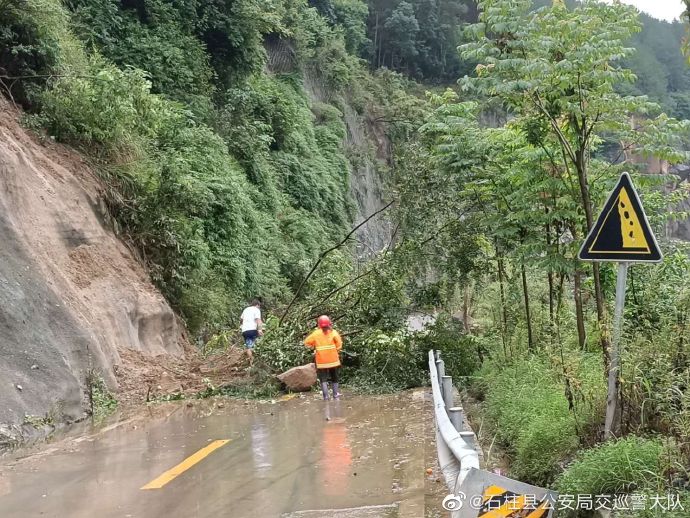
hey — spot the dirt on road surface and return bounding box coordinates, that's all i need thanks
[0,390,448,518]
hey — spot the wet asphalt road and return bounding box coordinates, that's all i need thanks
[0,391,429,518]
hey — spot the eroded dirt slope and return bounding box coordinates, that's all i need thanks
[0,101,186,444]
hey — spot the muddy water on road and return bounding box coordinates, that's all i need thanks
[0,391,432,518]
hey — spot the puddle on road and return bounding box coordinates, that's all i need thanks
[0,391,432,518]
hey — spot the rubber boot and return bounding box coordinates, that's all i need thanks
[332,382,341,400]
[321,382,330,401]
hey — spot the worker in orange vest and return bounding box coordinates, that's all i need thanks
[304,315,343,400]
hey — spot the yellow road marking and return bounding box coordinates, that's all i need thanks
[140,439,230,490]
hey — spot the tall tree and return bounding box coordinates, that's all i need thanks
[458,0,688,436]
[383,1,419,71]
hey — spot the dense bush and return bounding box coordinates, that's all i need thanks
[0,0,57,106]
[473,355,605,486]
[554,436,690,518]
[338,317,483,392]
[66,0,216,106]
[39,59,161,154]
[619,247,690,461]
[555,436,669,497]
[0,0,86,107]
[412,316,482,382]
[345,329,427,390]
[554,435,690,518]
[254,317,313,373]
[36,57,289,329]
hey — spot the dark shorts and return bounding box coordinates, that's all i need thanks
[242,330,259,349]
[317,367,340,383]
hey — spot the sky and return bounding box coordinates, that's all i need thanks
[605,0,687,22]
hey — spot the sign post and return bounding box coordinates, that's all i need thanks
[578,172,662,438]
[605,261,628,437]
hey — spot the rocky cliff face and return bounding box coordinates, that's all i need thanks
[302,74,394,260]
[342,102,395,260]
[265,38,394,260]
[0,101,184,446]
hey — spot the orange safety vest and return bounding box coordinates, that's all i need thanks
[304,328,343,369]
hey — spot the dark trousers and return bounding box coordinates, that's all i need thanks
[317,367,340,383]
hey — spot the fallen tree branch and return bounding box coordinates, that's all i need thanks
[279,200,394,325]
[309,268,377,311]
[311,225,401,311]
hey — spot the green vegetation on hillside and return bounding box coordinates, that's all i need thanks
[0,0,419,335]
[622,12,690,119]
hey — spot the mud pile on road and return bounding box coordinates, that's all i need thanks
[0,99,231,446]
[115,346,248,406]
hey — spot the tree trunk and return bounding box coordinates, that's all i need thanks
[574,149,610,366]
[521,263,534,351]
[545,217,555,337]
[568,223,587,348]
[377,12,383,68]
[556,272,566,345]
[593,263,609,367]
[497,249,509,358]
[573,269,586,349]
[548,271,555,322]
[462,287,471,333]
[373,11,379,68]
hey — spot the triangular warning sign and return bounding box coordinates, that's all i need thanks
[579,172,662,263]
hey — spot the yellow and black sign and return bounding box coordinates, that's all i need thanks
[477,485,551,518]
[578,172,662,263]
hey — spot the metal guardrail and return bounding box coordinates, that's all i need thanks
[429,349,557,518]
[428,350,480,512]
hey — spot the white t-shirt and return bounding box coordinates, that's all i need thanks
[240,306,261,332]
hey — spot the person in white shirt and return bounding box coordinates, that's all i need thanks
[240,299,263,363]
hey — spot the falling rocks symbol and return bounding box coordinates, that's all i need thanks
[578,172,662,263]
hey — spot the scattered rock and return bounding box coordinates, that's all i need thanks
[30,364,38,370]
[277,363,317,392]
[15,384,22,391]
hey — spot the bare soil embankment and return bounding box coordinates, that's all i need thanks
[0,101,243,447]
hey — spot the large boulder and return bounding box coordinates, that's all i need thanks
[277,363,317,392]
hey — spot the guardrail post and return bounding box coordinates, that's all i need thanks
[448,406,463,432]
[442,375,453,410]
[436,359,445,381]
